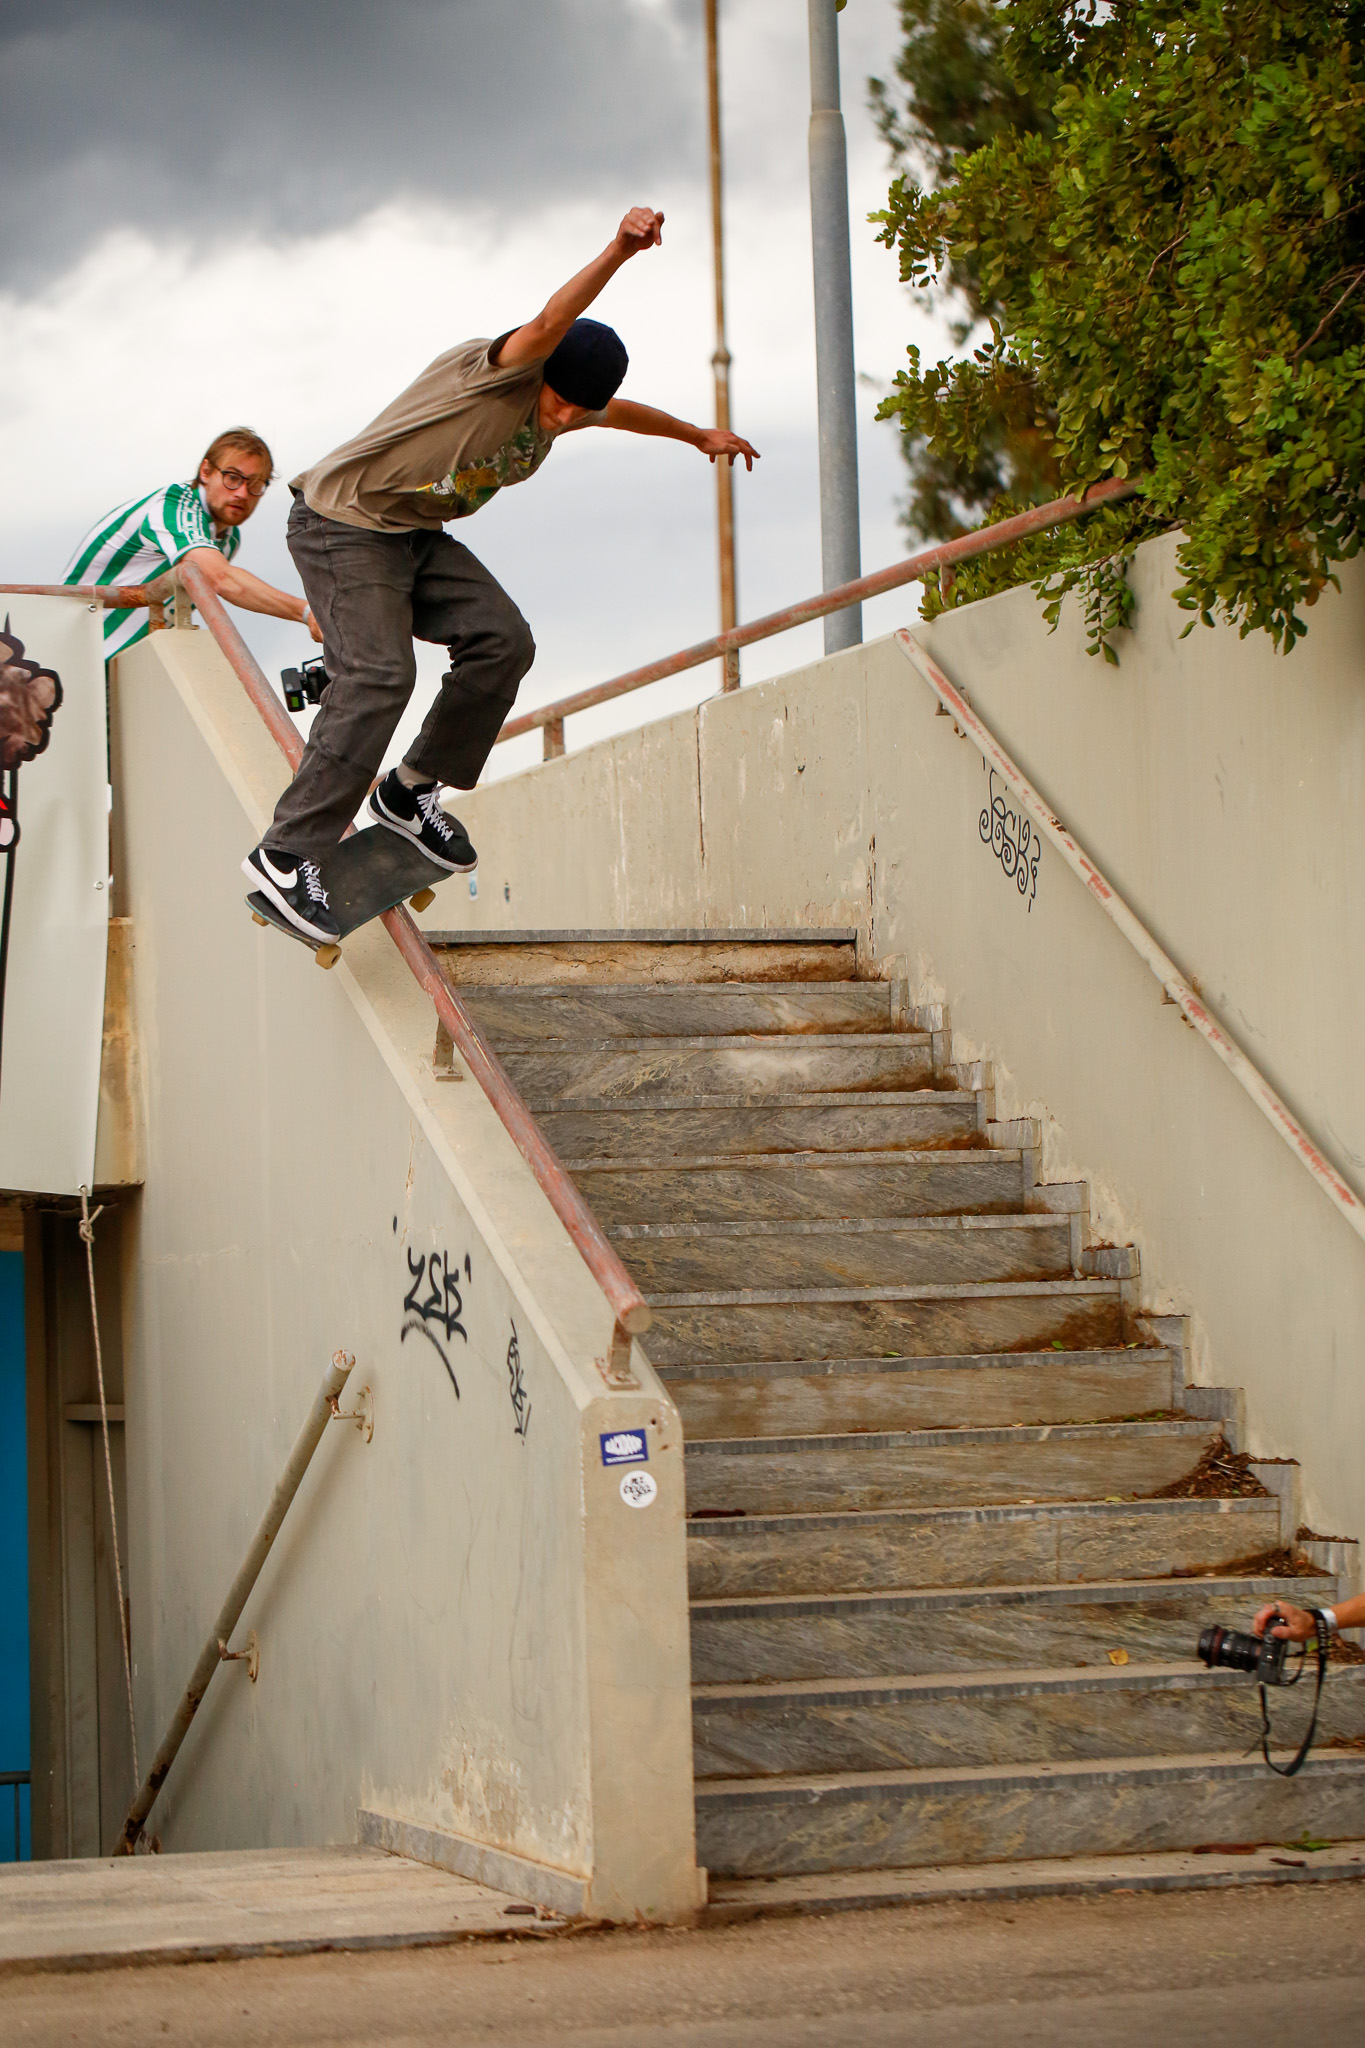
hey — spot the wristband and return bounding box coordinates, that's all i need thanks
[1319,1607,1338,1635]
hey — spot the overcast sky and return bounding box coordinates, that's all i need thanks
[0,0,951,781]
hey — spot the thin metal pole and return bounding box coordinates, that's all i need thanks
[898,630,1365,1251]
[114,1351,355,1854]
[707,0,740,691]
[808,0,862,653]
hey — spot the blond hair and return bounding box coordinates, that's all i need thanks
[194,428,276,485]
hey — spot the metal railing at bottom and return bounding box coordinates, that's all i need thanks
[1,1771,30,1861]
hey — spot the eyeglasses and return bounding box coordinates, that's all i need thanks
[212,464,271,498]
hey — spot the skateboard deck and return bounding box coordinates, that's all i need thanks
[247,825,454,968]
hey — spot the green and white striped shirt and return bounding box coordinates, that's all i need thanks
[63,483,240,659]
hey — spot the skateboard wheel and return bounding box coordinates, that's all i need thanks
[251,912,268,926]
[409,887,436,912]
[314,944,342,970]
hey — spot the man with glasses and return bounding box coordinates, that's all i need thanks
[64,427,323,661]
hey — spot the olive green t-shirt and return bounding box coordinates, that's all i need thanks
[294,336,600,533]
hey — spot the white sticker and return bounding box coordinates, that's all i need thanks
[619,1469,658,1509]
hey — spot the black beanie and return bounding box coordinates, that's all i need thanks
[542,319,629,410]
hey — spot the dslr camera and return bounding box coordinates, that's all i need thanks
[281,656,330,714]
[1198,1614,1291,1686]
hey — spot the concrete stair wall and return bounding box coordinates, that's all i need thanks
[433,929,1365,1891]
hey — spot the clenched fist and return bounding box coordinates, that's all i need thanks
[616,207,664,258]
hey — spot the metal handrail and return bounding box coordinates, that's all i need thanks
[0,576,174,627]
[496,478,1137,756]
[116,1352,356,1853]
[173,556,651,1352]
[0,580,170,604]
[1,564,651,1351]
[898,632,1365,1251]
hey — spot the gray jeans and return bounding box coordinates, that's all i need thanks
[266,495,536,856]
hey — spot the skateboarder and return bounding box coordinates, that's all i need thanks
[242,205,759,943]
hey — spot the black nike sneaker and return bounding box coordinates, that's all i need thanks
[367,770,478,873]
[241,844,341,943]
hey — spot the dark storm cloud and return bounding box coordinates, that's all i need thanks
[0,0,700,291]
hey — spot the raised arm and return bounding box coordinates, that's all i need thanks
[494,207,664,369]
[599,398,760,471]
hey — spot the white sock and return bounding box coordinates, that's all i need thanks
[395,761,435,790]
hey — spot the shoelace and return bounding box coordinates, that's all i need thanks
[300,859,330,908]
[416,787,456,841]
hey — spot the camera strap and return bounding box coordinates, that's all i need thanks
[1258,1615,1329,1778]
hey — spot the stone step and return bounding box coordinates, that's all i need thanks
[647,1277,1126,1364]
[570,1149,1030,1226]
[688,1573,1333,1683]
[462,981,897,1041]
[504,1035,935,1104]
[702,1840,1365,1917]
[615,1213,1075,1292]
[684,1417,1215,1516]
[662,1347,1176,1440]
[536,1091,983,1161]
[693,1749,1365,1879]
[687,1495,1286,1600]
[690,1661,1365,1779]
[428,929,858,987]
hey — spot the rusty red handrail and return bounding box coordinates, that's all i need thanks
[0,578,171,608]
[173,555,651,1350]
[496,477,1138,747]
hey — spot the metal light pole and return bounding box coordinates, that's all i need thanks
[706,0,740,689]
[808,0,862,652]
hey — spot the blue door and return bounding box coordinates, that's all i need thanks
[0,1250,29,1859]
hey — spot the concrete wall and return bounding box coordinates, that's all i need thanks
[111,630,701,1921]
[449,534,1365,1552]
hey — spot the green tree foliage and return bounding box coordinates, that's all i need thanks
[871,1,1061,539]
[874,0,1365,658]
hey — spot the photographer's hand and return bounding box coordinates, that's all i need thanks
[1254,1600,1317,1643]
[1255,1590,1365,1641]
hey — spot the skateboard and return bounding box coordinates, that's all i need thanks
[247,825,454,969]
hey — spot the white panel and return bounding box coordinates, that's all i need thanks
[0,595,108,1194]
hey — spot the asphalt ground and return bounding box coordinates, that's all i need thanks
[3,1880,1364,2046]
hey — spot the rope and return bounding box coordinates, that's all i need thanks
[78,1188,139,1792]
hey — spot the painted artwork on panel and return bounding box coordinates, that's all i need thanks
[0,624,64,1092]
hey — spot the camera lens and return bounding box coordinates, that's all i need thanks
[1197,1623,1263,1673]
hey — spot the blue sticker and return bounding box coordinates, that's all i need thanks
[600,1428,648,1467]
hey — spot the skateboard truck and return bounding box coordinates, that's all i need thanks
[245,826,448,967]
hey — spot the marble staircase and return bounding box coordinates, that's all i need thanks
[431,927,1365,1902]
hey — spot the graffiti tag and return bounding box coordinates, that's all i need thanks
[506,1319,531,1440]
[401,1246,469,1397]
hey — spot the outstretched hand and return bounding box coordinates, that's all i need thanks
[615,206,664,258]
[697,428,760,472]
